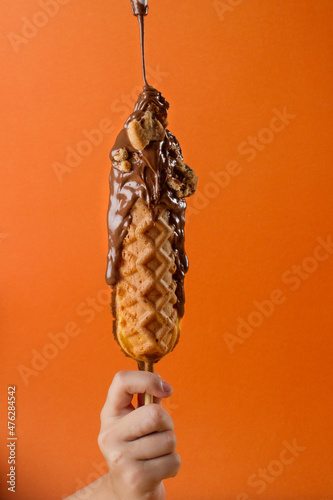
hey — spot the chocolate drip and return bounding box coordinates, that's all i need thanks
[138,16,148,86]
[131,1,149,86]
[106,87,189,317]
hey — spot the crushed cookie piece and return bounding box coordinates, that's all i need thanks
[113,148,128,162]
[167,158,198,198]
[118,160,132,172]
[127,110,165,150]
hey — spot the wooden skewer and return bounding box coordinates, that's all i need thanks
[144,361,154,405]
[137,360,154,405]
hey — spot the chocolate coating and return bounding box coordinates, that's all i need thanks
[106,87,192,318]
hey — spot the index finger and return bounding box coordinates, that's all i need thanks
[102,370,173,418]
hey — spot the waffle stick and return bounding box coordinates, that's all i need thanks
[112,198,180,403]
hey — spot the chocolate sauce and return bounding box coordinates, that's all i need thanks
[131,1,149,86]
[106,1,195,318]
[126,85,169,126]
[138,16,148,86]
[106,87,190,317]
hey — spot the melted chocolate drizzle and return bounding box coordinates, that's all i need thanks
[131,0,149,86]
[106,87,189,318]
[106,2,192,318]
[138,16,148,86]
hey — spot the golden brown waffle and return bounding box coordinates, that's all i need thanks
[112,198,180,363]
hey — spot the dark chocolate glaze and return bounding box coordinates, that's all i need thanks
[106,87,189,318]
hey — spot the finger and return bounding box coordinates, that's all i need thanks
[102,371,172,418]
[130,431,177,460]
[120,403,174,441]
[142,453,181,483]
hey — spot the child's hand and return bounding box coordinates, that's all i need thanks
[98,370,181,500]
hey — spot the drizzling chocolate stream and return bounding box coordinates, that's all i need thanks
[131,0,149,86]
[106,1,197,319]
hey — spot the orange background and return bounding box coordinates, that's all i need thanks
[1,0,333,498]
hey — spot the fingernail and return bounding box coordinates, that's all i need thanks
[161,380,173,393]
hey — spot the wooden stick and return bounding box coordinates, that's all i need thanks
[144,361,154,405]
